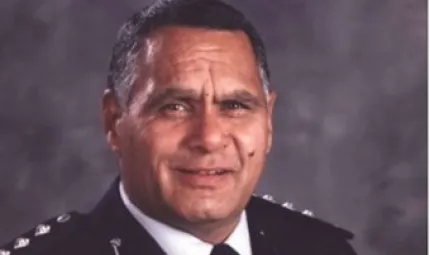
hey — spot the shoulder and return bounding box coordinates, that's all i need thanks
[248,194,353,239]
[0,212,97,255]
[247,195,357,254]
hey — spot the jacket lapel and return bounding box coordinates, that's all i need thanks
[87,178,166,255]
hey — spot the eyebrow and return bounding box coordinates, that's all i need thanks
[146,87,265,108]
[222,90,265,108]
[146,88,199,108]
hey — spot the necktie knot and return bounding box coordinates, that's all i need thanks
[210,243,239,255]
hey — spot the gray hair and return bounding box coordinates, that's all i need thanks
[107,0,271,108]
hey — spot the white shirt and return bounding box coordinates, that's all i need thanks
[119,182,252,255]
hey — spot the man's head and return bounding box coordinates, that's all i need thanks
[102,0,276,242]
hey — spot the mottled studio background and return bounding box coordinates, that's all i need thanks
[0,0,426,254]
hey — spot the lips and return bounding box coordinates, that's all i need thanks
[177,168,233,175]
[174,167,234,187]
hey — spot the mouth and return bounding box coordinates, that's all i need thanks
[176,168,233,176]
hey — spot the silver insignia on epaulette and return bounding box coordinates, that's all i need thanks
[56,214,71,223]
[262,194,275,202]
[302,209,314,217]
[0,249,10,255]
[14,238,30,249]
[282,201,294,210]
[110,238,122,255]
[35,224,51,236]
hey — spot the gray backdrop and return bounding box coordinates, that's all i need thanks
[0,0,426,254]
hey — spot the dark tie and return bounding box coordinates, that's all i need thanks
[210,244,240,255]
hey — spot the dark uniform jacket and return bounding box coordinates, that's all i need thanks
[0,178,357,255]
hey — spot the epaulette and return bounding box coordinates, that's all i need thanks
[252,194,354,240]
[0,212,84,255]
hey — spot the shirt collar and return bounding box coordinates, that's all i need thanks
[119,182,252,255]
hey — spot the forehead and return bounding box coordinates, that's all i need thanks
[137,26,261,90]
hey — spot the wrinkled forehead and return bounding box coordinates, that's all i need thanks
[137,26,262,89]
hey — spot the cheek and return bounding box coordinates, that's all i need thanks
[232,119,268,161]
[230,118,268,187]
[127,120,185,198]
[138,120,186,176]
[136,114,183,147]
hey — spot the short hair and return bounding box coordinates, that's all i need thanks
[107,0,271,107]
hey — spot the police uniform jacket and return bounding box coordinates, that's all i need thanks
[0,178,357,255]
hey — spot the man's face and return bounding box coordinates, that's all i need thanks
[104,26,276,228]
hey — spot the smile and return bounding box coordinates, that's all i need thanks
[177,168,233,176]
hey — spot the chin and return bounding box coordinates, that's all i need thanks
[174,197,239,224]
[181,210,231,224]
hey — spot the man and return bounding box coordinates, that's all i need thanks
[0,0,357,254]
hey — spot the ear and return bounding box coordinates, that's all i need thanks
[266,90,277,154]
[102,89,123,153]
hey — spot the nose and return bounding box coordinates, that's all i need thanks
[184,111,226,153]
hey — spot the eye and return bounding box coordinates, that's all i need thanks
[161,103,186,111]
[221,100,250,111]
[159,102,191,117]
